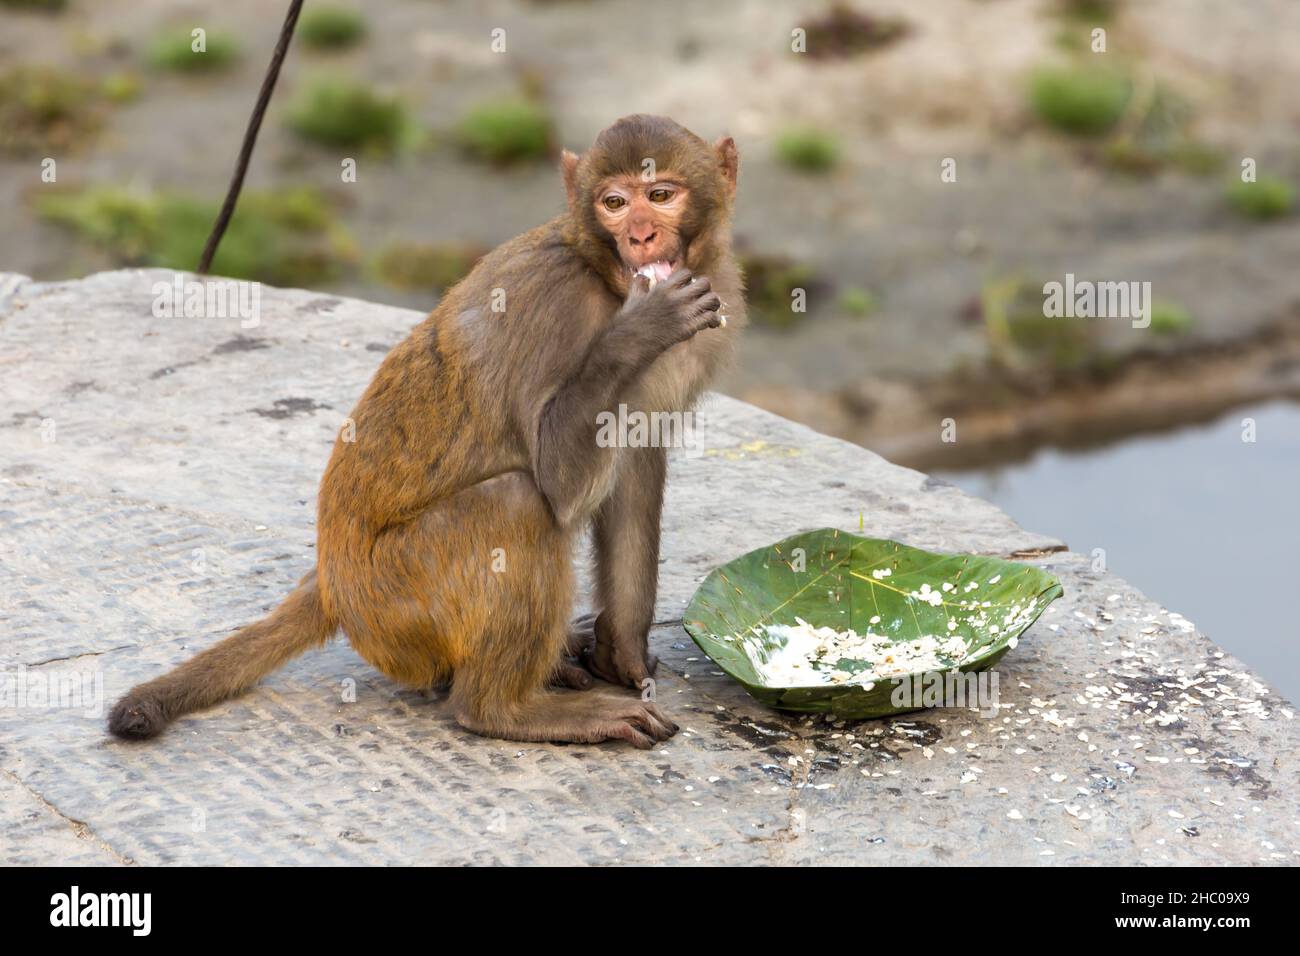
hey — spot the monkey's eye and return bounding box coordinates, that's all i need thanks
[602,195,627,211]
[648,188,673,203]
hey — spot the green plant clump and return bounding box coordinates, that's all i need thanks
[837,286,878,318]
[1028,65,1131,136]
[1099,85,1220,175]
[298,7,367,51]
[100,71,142,104]
[0,0,69,10]
[287,77,411,151]
[774,126,840,173]
[1225,175,1295,220]
[0,65,103,155]
[37,186,357,286]
[740,253,820,329]
[456,98,554,165]
[1148,300,1193,336]
[146,30,240,73]
[981,276,1102,376]
[1054,0,1120,22]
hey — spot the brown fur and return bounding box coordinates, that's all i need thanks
[108,115,744,748]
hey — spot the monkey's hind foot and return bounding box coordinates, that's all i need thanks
[455,691,678,750]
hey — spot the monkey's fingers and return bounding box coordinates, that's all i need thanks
[565,612,598,656]
[661,267,695,292]
[580,644,621,686]
[691,302,724,331]
[685,275,712,297]
[625,273,653,303]
[667,274,710,308]
[693,290,722,314]
[581,644,647,689]
[665,310,724,347]
[698,312,721,331]
[551,658,595,690]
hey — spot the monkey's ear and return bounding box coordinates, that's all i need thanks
[561,149,581,207]
[713,136,739,200]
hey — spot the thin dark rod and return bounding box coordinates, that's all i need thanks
[197,0,305,274]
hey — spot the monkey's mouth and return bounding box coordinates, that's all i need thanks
[629,259,676,284]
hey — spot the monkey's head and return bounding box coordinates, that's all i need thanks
[561,115,739,296]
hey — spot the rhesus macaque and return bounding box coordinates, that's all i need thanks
[109,115,744,749]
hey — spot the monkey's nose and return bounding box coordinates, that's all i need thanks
[629,227,658,247]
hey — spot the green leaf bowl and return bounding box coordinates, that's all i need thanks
[683,528,1064,719]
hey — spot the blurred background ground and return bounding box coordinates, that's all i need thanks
[2,0,1298,695]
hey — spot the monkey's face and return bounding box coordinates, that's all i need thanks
[562,116,739,296]
[592,174,690,284]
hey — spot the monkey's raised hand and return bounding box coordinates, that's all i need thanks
[617,268,723,365]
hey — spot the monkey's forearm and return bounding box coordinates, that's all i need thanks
[532,271,719,526]
[533,324,648,526]
[591,444,667,682]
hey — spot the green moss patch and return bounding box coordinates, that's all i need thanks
[37,186,358,286]
[146,30,240,73]
[774,126,840,173]
[455,97,554,165]
[1226,175,1295,220]
[287,76,412,152]
[0,65,106,155]
[299,7,367,51]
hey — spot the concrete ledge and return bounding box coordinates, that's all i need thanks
[1,270,1295,865]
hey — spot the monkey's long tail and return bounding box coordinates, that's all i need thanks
[107,570,335,740]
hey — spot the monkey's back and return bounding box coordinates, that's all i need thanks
[313,222,590,615]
